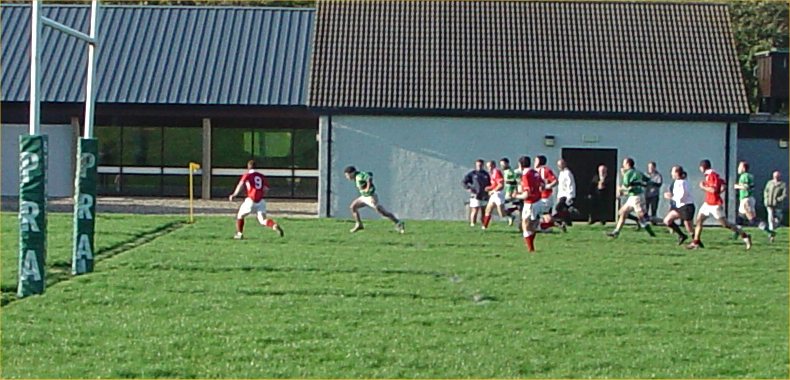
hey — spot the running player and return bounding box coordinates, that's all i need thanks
[228,160,284,239]
[606,158,656,238]
[534,155,557,232]
[482,160,505,229]
[554,158,576,232]
[344,166,405,234]
[514,156,544,252]
[500,158,520,226]
[662,165,695,245]
[734,161,775,240]
[686,159,751,250]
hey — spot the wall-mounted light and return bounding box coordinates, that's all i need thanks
[544,135,555,147]
[780,139,788,149]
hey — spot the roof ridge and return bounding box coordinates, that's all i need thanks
[0,3,316,11]
[317,0,727,6]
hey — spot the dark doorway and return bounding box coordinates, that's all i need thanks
[561,148,618,222]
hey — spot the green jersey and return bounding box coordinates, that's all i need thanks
[355,171,375,196]
[622,168,646,196]
[737,172,754,200]
[503,168,518,195]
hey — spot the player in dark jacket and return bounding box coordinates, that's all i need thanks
[462,159,491,227]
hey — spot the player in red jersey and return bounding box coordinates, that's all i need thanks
[514,156,545,252]
[482,160,506,230]
[228,160,284,240]
[686,159,751,250]
[534,155,558,232]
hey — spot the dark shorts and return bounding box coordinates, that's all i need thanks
[672,204,695,221]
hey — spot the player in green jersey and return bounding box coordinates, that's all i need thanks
[607,158,655,238]
[500,158,519,226]
[734,161,774,240]
[344,166,404,234]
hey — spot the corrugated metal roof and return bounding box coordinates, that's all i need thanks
[1,4,314,106]
[310,1,750,117]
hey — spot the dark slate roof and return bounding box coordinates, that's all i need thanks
[1,4,314,106]
[310,1,749,118]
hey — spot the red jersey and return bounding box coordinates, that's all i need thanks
[538,166,557,199]
[240,170,268,202]
[521,168,543,204]
[702,169,724,206]
[486,168,504,192]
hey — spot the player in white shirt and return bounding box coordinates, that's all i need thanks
[553,159,576,232]
[662,165,695,245]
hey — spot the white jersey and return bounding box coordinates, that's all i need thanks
[557,168,576,199]
[671,179,693,207]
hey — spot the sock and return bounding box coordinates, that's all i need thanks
[236,219,245,234]
[526,234,535,252]
[539,221,553,230]
[754,219,771,233]
[668,222,685,237]
[483,215,491,228]
[263,219,276,229]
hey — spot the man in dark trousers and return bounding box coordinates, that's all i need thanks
[587,164,614,225]
[462,159,491,227]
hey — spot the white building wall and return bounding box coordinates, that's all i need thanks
[324,115,734,221]
[2,124,76,197]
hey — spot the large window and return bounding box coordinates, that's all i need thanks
[122,127,162,166]
[96,125,202,197]
[211,127,318,198]
[163,128,202,166]
[96,124,318,198]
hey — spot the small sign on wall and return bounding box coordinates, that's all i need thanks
[779,139,788,149]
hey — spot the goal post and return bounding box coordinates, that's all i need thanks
[73,138,98,274]
[19,0,101,297]
[18,135,47,297]
[18,0,47,298]
[72,0,100,275]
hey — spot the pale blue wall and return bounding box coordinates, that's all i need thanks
[737,137,790,223]
[322,116,731,221]
[1,124,75,197]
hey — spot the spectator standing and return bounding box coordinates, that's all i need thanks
[764,170,787,239]
[645,161,663,222]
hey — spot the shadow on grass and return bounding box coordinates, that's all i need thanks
[130,263,449,279]
[1,221,185,306]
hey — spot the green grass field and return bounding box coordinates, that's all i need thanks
[1,212,787,378]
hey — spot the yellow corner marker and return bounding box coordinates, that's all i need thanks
[188,162,201,224]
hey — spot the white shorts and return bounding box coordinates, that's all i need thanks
[488,191,505,206]
[539,197,554,213]
[738,197,755,215]
[622,194,646,215]
[698,203,724,220]
[237,198,267,219]
[355,195,379,209]
[521,202,544,221]
[469,197,487,208]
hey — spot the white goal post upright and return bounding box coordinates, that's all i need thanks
[18,0,47,298]
[71,0,100,275]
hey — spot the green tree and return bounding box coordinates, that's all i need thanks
[728,0,789,112]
